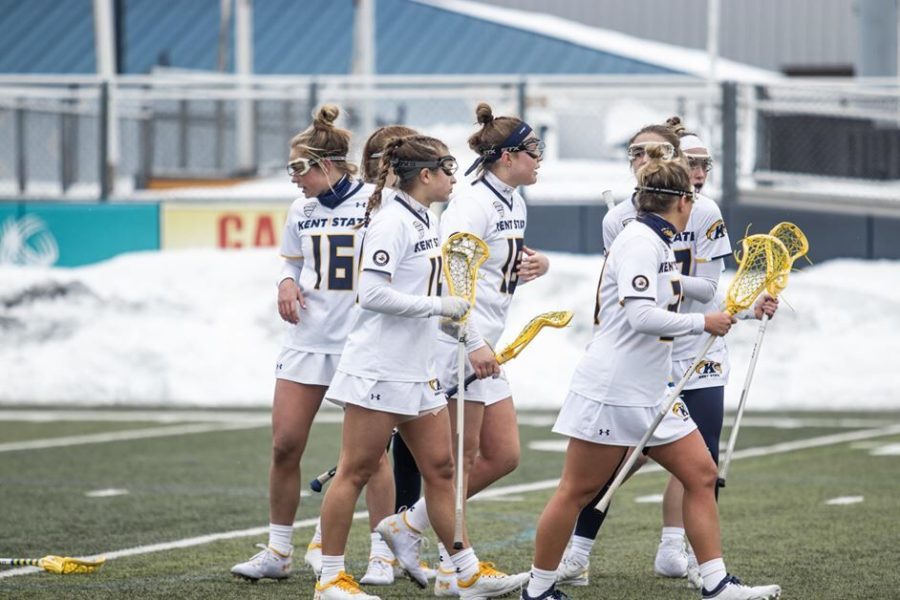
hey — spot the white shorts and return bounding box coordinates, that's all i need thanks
[275,349,340,386]
[435,341,512,405]
[552,390,697,447]
[326,370,447,418]
[673,346,730,391]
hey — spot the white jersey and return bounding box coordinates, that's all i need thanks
[438,171,527,348]
[279,179,371,354]
[603,193,732,364]
[337,194,442,382]
[569,216,685,407]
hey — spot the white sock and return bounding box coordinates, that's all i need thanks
[699,557,727,591]
[450,547,479,582]
[437,542,455,571]
[268,523,293,556]
[311,518,323,544]
[320,555,345,584]
[526,565,557,597]
[567,535,594,565]
[660,526,686,545]
[370,531,394,559]
[404,498,431,533]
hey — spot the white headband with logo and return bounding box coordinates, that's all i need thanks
[680,134,710,156]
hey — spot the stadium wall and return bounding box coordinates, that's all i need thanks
[1,200,899,268]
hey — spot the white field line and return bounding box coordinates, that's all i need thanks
[0,422,265,452]
[2,423,899,578]
[0,409,894,430]
[0,512,365,579]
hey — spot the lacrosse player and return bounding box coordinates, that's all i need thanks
[377,102,547,597]
[557,120,778,591]
[229,105,394,582]
[315,135,524,600]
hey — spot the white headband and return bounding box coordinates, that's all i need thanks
[679,134,709,155]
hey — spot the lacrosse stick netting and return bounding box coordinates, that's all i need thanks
[441,232,489,323]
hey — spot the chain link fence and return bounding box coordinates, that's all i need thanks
[2,75,900,213]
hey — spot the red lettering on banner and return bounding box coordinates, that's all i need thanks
[219,215,243,248]
[254,215,276,247]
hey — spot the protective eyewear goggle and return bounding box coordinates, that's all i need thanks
[503,138,545,160]
[687,155,714,173]
[287,156,347,177]
[394,155,458,176]
[627,142,675,161]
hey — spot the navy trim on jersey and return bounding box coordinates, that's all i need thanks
[621,295,655,301]
[316,176,363,210]
[393,195,430,227]
[710,252,731,262]
[480,177,514,211]
[362,268,392,277]
[636,213,677,245]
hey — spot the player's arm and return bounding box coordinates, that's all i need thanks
[678,257,722,303]
[276,202,306,324]
[358,270,456,318]
[277,257,305,324]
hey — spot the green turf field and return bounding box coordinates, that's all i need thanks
[1,408,899,599]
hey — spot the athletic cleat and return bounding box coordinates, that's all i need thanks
[701,574,781,599]
[686,548,702,589]
[314,571,382,599]
[230,544,292,581]
[422,560,438,580]
[521,584,571,599]
[654,538,688,578]
[360,556,395,586]
[458,562,529,599]
[305,541,323,575]
[374,512,428,588]
[555,555,589,587]
[434,565,459,597]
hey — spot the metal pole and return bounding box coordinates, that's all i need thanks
[99,81,110,199]
[235,0,255,175]
[720,81,738,227]
[93,0,119,199]
[352,0,376,138]
[15,102,26,195]
[705,0,720,143]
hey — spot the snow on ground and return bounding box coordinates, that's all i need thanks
[1,249,896,411]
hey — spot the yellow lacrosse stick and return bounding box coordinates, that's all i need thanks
[595,233,790,511]
[1,555,105,574]
[719,223,809,488]
[443,310,574,398]
[440,231,489,549]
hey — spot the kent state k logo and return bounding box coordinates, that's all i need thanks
[694,360,723,376]
[672,401,691,420]
[706,219,727,241]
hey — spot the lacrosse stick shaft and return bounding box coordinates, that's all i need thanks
[453,337,466,550]
[594,334,717,512]
[0,558,40,566]
[444,373,478,400]
[718,314,769,488]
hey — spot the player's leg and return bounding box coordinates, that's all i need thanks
[400,408,528,599]
[465,397,519,496]
[524,438,625,600]
[318,404,396,591]
[231,379,325,581]
[655,386,724,582]
[360,451,398,585]
[649,430,780,598]
[556,448,647,586]
[392,431,422,511]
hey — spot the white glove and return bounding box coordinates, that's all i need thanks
[436,296,470,320]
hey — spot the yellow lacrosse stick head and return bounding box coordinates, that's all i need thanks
[765,221,809,296]
[726,234,791,315]
[38,555,105,574]
[441,232,489,322]
[495,310,574,364]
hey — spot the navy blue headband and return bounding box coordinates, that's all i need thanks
[464,122,533,176]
